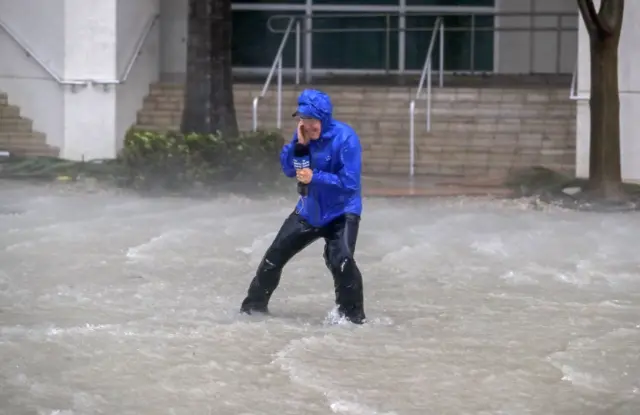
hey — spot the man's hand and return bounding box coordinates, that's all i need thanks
[296,168,313,184]
[297,120,309,145]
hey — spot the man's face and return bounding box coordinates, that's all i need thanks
[299,117,322,140]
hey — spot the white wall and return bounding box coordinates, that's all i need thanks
[576,0,640,182]
[62,0,118,160]
[160,0,187,81]
[495,0,578,74]
[115,0,160,150]
[0,0,65,149]
[0,0,160,160]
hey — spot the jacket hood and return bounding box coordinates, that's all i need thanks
[293,89,333,135]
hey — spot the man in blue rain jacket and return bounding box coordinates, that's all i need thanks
[240,89,366,324]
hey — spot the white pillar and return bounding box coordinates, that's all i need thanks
[62,0,118,160]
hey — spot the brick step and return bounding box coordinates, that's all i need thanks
[0,131,58,157]
[140,101,575,111]
[253,118,575,129]
[141,99,575,114]
[148,96,573,106]
[364,135,575,145]
[145,96,573,110]
[366,155,575,168]
[364,144,575,154]
[240,109,576,120]
[137,113,576,130]
[1,146,60,157]
[362,150,576,161]
[133,120,572,137]
[0,118,33,132]
[0,132,47,144]
[132,123,283,133]
[131,124,574,151]
[0,105,20,117]
[149,83,571,101]
[143,91,575,102]
[363,158,574,174]
[364,151,574,163]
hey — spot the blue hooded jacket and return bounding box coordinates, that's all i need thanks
[281,89,363,227]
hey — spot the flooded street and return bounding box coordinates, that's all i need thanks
[1,181,639,415]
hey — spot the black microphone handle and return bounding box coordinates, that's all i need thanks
[297,182,308,196]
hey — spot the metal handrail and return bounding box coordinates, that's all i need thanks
[408,17,445,177]
[252,17,301,131]
[268,11,578,32]
[0,18,85,86]
[0,13,158,90]
[570,59,589,101]
[93,14,160,88]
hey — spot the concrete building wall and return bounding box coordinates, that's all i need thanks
[495,0,577,74]
[62,0,118,160]
[0,0,159,160]
[115,0,160,151]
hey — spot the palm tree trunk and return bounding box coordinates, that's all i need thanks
[577,0,625,200]
[181,0,239,137]
[587,33,622,198]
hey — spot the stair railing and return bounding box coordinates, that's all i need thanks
[408,16,445,177]
[252,17,301,132]
[569,58,589,101]
[0,14,158,92]
[93,14,160,90]
[0,18,86,90]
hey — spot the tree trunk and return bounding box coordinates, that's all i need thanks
[587,34,623,198]
[577,0,625,201]
[181,0,239,137]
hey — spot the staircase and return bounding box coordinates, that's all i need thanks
[135,82,576,178]
[0,91,59,157]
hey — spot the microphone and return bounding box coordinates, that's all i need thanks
[293,143,310,197]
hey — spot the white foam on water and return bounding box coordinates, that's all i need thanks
[329,399,398,415]
[2,185,640,414]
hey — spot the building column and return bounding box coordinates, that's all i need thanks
[62,0,118,161]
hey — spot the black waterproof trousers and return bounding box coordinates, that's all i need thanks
[240,212,366,323]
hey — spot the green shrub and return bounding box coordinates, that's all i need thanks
[118,128,285,191]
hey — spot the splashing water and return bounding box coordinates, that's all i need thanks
[1,182,639,414]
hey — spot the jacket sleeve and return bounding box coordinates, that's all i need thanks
[311,132,361,191]
[280,132,298,178]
